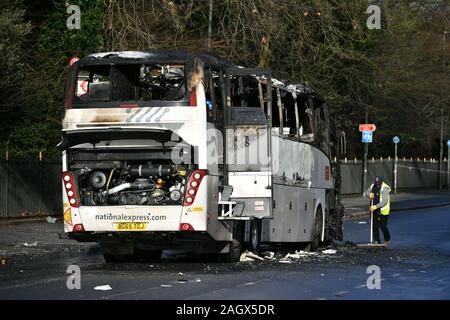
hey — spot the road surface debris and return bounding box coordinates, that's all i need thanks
[46,216,57,223]
[22,242,38,247]
[240,250,264,262]
[94,285,112,291]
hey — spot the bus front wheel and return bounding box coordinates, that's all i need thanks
[310,207,323,252]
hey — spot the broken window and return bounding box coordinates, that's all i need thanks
[75,65,111,102]
[72,64,186,106]
[315,102,331,154]
[204,67,224,123]
[297,97,314,143]
[228,75,260,108]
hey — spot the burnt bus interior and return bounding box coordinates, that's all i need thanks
[74,63,186,103]
[202,66,337,159]
[62,52,342,211]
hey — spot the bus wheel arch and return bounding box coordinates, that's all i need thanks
[310,204,324,252]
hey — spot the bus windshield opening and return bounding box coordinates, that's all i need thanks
[73,64,186,105]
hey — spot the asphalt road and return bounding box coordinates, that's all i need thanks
[1,206,449,300]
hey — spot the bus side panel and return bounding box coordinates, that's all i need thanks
[262,184,283,242]
[281,185,299,242]
[205,175,232,242]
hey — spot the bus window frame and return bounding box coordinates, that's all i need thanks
[67,60,191,109]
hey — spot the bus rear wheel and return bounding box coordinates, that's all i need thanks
[247,218,261,254]
[221,221,244,263]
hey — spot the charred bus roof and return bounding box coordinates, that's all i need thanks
[78,50,234,69]
[75,50,325,102]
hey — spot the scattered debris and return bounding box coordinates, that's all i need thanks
[94,285,112,291]
[22,242,38,247]
[284,250,317,260]
[176,279,188,283]
[262,251,275,260]
[160,284,173,288]
[334,290,349,297]
[285,252,301,259]
[242,282,255,286]
[190,279,202,283]
[322,249,337,255]
[46,216,57,224]
[278,258,292,264]
[240,250,264,262]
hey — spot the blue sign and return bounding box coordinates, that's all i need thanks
[447,140,450,147]
[393,136,400,144]
[362,131,373,143]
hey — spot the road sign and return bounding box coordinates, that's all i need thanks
[393,136,400,144]
[359,124,377,132]
[362,131,373,143]
[447,140,450,147]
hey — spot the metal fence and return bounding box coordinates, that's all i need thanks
[0,160,62,218]
[339,157,449,194]
[0,158,448,218]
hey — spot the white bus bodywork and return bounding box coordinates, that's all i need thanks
[60,51,343,261]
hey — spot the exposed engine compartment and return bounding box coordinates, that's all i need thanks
[71,160,191,206]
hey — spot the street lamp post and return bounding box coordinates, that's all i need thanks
[448,140,450,190]
[439,31,447,189]
[393,136,400,194]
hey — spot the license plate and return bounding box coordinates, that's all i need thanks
[114,223,147,231]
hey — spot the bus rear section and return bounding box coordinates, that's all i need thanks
[60,128,231,262]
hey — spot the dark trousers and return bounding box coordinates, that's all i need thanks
[372,210,391,243]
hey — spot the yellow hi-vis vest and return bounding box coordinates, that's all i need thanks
[370,182,391,215]
[380,182,391,215]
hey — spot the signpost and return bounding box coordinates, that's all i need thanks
[393,136,400,194]
[447,140,450,190]
[359,124,377,132]
[362,131,373,143]
[360,124,376,194]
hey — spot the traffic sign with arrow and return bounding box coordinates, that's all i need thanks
[359,124,377,132]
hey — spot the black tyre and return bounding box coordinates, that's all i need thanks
[310,207,323,252]
[221,221,244,263]
[247,218,262,254]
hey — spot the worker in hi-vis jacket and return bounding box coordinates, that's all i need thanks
[364,176,392,246]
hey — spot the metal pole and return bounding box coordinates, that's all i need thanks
[370,198,374,244]
[447,145,450,190]
[5,150,9,219]
[362,108,369,194]
[207,0,213,49]
[394,143,398,195]
[39,151,43,215]
[439,31,446,189]
[439,108,443,189]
